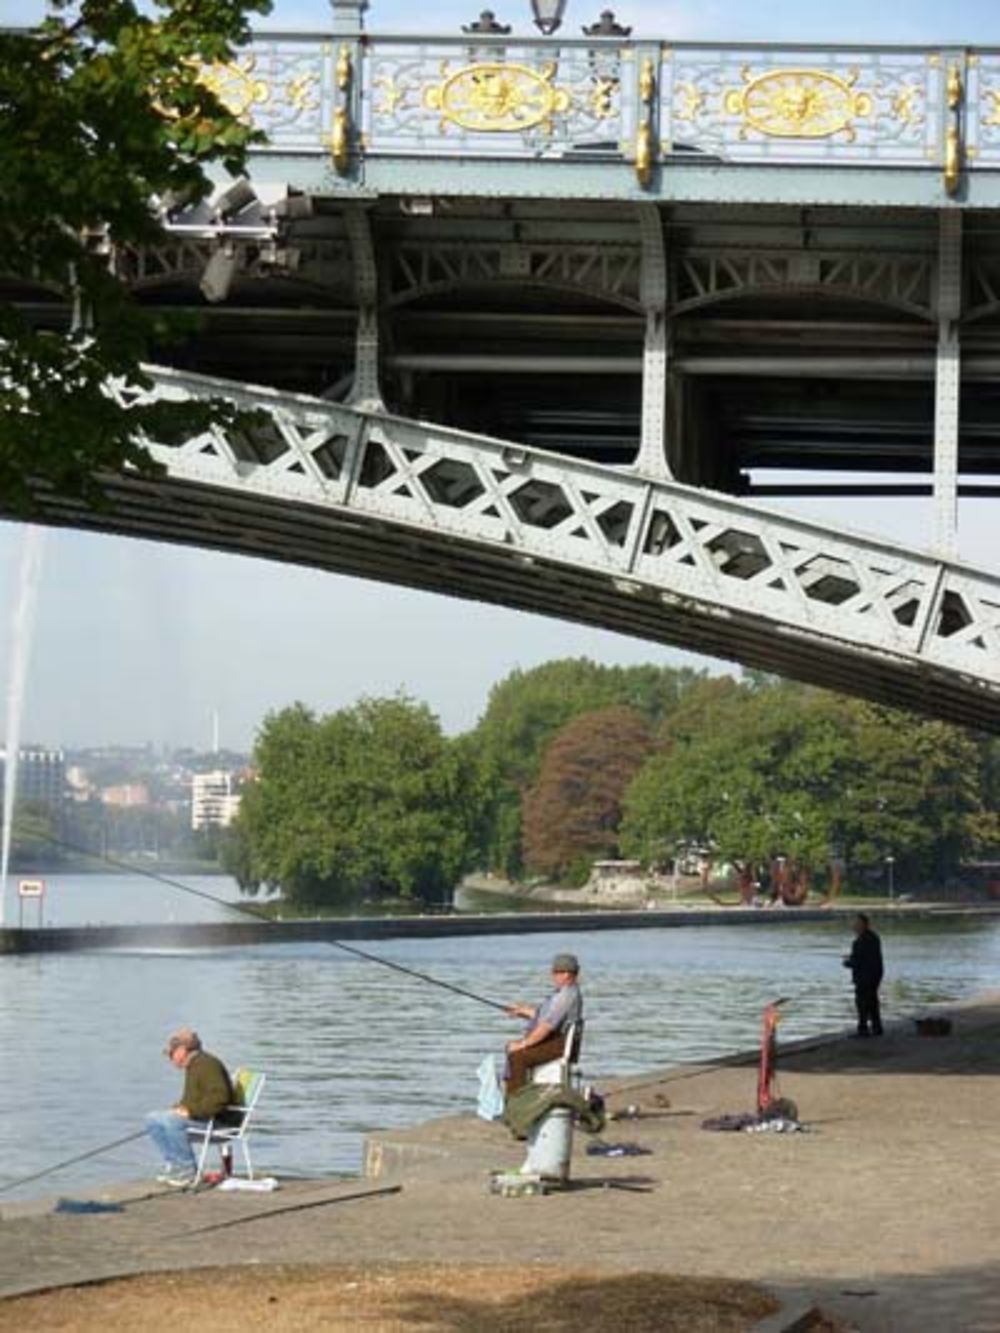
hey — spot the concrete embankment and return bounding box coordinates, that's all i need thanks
[3,901,1000,953]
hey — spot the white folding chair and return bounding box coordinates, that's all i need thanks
[187,1067,266,1187]
[529,1021,584,1088]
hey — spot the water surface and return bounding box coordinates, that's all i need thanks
[1,873,997,1200]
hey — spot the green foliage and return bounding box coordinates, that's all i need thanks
[522,705,654,882]
[469,657,705,875]
[231,697,479,909]
[0,0,271,512]
[7,801,62,868]
[620,679,997,889]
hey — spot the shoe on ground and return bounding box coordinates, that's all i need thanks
[156,1164,195,1187]
[163,1171,196,1189]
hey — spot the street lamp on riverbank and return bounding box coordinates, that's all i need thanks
[885,854,895,903]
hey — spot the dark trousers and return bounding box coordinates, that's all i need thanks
[506,1032,567,1097]
[855,983,883,1035]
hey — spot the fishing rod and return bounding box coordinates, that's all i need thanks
[0,1129,147,1196]
[22,831,511,1014]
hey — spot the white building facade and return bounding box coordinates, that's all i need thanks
[190,770,242,830]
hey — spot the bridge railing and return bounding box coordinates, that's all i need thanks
[195,31,1000,194]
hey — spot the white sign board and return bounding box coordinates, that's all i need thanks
[17,879,44,899]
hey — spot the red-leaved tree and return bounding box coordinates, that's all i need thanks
[522,705,653,883]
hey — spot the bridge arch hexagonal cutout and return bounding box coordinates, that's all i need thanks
[422,459,486,509]
[707,529,772,581]
[509,479,573,530]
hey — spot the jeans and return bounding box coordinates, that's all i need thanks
[146,1110,204,1170]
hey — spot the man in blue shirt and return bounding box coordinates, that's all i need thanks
[504,952,583,1095]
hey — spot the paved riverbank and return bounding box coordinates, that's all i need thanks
[3,996,1000,1330]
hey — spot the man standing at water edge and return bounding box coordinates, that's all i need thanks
[146,1028,235,1187]
[843,913,884,1038]
[504,953,583,1096]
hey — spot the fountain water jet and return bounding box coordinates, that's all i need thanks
[1,526,46,927]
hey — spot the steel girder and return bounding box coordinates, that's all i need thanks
[28,364,1000,733]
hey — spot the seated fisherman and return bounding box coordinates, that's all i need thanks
[504,953,583,1097]
[146,1027,235,1188]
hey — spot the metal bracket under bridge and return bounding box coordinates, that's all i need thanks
[32,364,1000,733]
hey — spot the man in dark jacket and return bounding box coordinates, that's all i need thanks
[146,1028,234,1187]
[843,913,884,1037]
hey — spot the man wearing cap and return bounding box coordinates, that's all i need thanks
[145,1029,235,1188]
[504,953,583,1097]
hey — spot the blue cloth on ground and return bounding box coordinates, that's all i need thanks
[477,1054,505,1121]
[54,1198,125,1214]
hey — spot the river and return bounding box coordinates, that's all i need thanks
[1,872,997,1200]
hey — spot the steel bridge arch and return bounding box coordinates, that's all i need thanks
[669,284,936,324]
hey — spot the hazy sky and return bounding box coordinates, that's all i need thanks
[3,0,1000,752]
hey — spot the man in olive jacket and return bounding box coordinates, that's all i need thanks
[146,1028,235,1187]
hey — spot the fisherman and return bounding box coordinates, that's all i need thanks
[843,913,884,1038]
[504,952,583,1096]
[146,1028,235,1187]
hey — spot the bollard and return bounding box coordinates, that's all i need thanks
[522,1104,574,1182]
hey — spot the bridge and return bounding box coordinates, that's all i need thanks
[12,2,1000,729]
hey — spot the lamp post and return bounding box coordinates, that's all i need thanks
[531,0,568,35]
[885,854,895,904]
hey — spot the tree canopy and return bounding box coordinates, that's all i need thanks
[0,0,270,512]
[620,680,1000,889]
[470,657,705,875]
[225,697,477,909]
[522,705,653,883]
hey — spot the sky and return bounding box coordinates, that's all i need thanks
[3,0,1000,752]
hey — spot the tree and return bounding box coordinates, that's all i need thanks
[469,658,705,875]
[0,0,270,513]
[522,706,653,884]
[230,697,478,909]
[620,679,998,892]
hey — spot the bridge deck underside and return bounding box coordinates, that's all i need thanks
[14,202,996,496]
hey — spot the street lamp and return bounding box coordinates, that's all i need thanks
[885,854,895,904]
[531,0,568,35]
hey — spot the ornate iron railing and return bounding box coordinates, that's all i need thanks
[194,31,1000,196]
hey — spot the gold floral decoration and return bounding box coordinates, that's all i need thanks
[287,72,319,113]
[590,76,617,120]
[374,75,406,117]
[198,56,270,120]
[891,85,922,126]
[423,62,571,133]
[724,66,873,141]
[674,80,704,122]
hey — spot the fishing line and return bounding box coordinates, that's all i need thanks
[0,1130,147,1196]
[28,831,511,1013]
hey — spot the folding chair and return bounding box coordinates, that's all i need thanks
[187,1067,266,1188]
[529,1020,584,1089]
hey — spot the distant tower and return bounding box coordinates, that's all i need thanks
[211,709,220,755]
